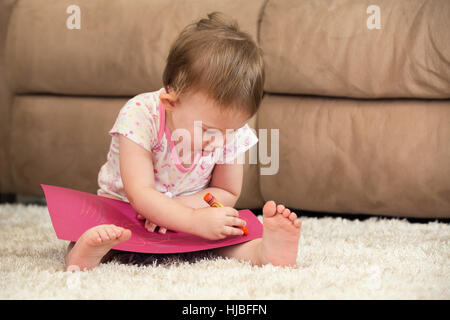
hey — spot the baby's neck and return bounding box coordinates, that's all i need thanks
[165,108,175,134]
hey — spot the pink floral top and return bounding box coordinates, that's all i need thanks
[97,87,259,202]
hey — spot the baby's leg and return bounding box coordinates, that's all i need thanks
[65,194,132,271]
[65,224,131,271]
[213,238,263,265]
[213,201,301,267]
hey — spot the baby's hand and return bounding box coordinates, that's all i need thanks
[136,214,167,234]
[192,206,246,240]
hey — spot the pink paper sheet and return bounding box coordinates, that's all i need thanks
[41,184,263,254]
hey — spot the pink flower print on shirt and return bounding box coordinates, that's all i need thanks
[200,161,212,172]
[162,183,175,193]
[136,102,141,106]
[153,143,164,152]
[196,170,205,177]
[223,146,232,155]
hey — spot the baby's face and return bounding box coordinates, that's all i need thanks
[161,89,249,155]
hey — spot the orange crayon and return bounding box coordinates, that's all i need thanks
[203,192,249,235]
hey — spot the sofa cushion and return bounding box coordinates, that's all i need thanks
[0,0,17,193]
[258,94,450,218]
[10,95,121,195]
[6,0,265,96]
[260,0,450,99]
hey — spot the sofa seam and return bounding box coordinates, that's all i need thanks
[256,0,270,45]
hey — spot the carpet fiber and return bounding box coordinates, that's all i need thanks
[0,203,448,299]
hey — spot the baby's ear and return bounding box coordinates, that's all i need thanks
[159,92,178,111]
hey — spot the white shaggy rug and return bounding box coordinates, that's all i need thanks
[0,203,448,299]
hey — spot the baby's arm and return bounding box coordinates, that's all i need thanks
[119,135,246,240]
[148,166,242,234]
[119,135,197,233]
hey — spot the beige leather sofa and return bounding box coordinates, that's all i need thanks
[1,0,449,218]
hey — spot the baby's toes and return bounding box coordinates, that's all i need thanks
[282,208,291,218]
[288,211,297,222]
[109,226,123,239]
[97,228,110,242]
[103,226,117,239]
[145,220,156,232]
[276,204,285,214]
[91,231,103,244]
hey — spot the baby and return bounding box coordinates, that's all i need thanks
[65,12,301,271]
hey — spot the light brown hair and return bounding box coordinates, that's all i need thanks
[162,12,265,117]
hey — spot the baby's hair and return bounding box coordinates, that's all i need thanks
[162,12,265,117]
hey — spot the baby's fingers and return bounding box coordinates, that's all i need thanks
[158,227,167,234]
[225,208,240,217]
[145,220,157,232]
[223,226,244,237]
[227,216,246,228]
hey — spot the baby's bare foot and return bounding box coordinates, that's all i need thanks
[260,201,302,267]
[66,224,131,271]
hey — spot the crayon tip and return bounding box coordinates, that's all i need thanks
[203,193,213,203]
